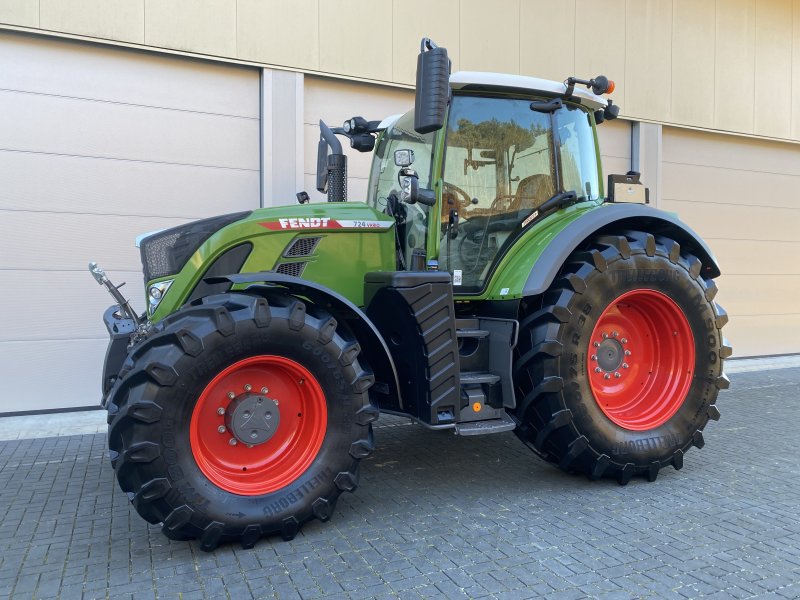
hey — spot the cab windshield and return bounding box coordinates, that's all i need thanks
[367,111,436,268]
[439,95,599,292]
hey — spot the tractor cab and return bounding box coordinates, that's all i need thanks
[366,71,612,293]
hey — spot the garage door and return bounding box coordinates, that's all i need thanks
[0,31,260,413]
[662,127,800,357]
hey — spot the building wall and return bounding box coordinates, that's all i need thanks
[2,0,800,144]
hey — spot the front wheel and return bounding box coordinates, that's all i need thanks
[106,293,377,550]
[512,231,731,484]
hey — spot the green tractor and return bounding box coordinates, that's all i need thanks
[90,39,730,551]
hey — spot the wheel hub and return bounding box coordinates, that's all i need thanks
[225,393,280,446]
[596,337,624,372]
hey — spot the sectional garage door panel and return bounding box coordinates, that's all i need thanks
[0,31,259,119]
[0,90,258,170]
[662,126,800,357]
[0,151,258,218]
[0,340,110,413]
[0,32,260,412]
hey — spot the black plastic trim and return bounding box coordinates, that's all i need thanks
[186,243,253,304]
[522,204,722,296]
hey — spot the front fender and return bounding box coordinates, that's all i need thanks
[204,272,403,411]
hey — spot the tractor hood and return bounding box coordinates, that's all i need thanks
[143,202,397,320]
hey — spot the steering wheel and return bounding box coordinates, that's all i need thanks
[490,194,518,213]
[442,182,473,208]
[456,219,497,278]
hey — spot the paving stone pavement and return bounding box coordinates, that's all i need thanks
[0,368,799,599]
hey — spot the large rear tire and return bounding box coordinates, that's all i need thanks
[512,231,731,484]
[106,292,376,550]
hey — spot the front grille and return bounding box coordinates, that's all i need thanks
[276,262,307,277]
[283,237,321,258]
[140,211,251,282]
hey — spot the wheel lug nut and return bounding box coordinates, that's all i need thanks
[612,331,619,338]
[621,338,628,344]
[274,399,279,405]
[244,384,252,392]
[261,387,268,394]
[593,341,600,348]
[614,372,621,378]
[591,355,597,361]
[247,444,253,448]
[602,333,608,339]
[594,367,602,373]
[217,407,225,415]
[624,350,631,356]
[603,373,610,380]
[227,392,235,400]
[229,438,237,446]
[622,363,629,369]
[217,425,226,434]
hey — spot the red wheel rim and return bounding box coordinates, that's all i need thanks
[587,289,695,431]
[190,356,327,496]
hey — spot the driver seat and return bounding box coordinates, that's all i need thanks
[513,174,555,211]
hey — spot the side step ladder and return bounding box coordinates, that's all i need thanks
[454,411,516,436]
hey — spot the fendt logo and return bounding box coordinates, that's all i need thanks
[279,217,330,229]
[259,218,391,231]
[259,218,334,230]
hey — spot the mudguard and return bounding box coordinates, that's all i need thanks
[204,272,403,410]
[523,203,721,296]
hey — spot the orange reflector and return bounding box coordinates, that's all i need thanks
[606,80,616,94]
[472,402,482,412]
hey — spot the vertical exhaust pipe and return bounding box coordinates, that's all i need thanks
[316,120,347,202]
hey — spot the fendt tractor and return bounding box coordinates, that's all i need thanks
[90,39,730,551]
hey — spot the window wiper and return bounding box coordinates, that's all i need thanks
[529,98,563,113]
[538,190,578,213]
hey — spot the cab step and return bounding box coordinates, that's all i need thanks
[460,371,501,385]
[456,328,490,339]
[454,411,516,436]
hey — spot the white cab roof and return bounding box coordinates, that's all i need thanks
[449,71,609,110]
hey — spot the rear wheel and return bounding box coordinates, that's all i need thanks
[512,231,731,484]
[106,292,377,550]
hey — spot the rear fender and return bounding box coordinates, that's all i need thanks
[204,272,403,410]
[522,204,721,297]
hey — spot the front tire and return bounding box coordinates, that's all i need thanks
[106,292,377,550]
[512,231,731,484]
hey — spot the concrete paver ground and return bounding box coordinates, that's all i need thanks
[0,365,798,599]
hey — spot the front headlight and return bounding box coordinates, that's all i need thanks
[148,280,173,315]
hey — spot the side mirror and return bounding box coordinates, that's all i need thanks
[414,38,450,134]
[400,172,436,206]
